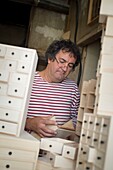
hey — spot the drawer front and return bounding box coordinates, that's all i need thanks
[0,148,37,161]
[99,73,113,95]
[62,143,78,160]
[0,96,23,111]
[0,83,8,95]
[0,108,19,123]
[0,70,9,82]
[20,50,34,62]
[0,159,35,170]
[101,117,110,135]
[17,61,31,74]
[100,54,113,73]
[40,138,72,154]
[95,151,105,169]
[0,59,17,72]
[49,153,75,168]
[7,84,26,98]
[0,121,17,135]
[0,131,40,151]
[9,72,28,86]
[0,45,6,57]
[99,134,107,152]
[40,139,63,154]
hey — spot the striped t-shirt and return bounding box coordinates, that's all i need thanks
[27,72,80,127]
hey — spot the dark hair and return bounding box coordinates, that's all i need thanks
[45,39,81,70]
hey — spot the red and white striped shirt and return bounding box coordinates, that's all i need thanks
[27,72,80,127]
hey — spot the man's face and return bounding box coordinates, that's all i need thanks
[48,50,76,82]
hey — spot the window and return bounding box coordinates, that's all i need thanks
[87,0,101,24]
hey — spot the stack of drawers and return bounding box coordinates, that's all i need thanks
[76,79,96,138]
[75,113,113,170]
[75,1,113,169]
[94,0,113,115]
[0,43,40,170]
[36,138,78,170]
[0,131,40,170]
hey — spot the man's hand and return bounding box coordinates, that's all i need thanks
[25,116,57,137]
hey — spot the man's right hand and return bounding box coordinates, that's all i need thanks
[25,116,57,137]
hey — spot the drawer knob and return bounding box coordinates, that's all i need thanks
[97,156,101,160]
[82,134,85,137]
[84,120,87,123]
[9,64,12,67]
[100,140,104,144]
[5,113,9,116]
[6,164,10,168]
[8,151,12,155]
[67,151,70,154]
[81,147,83,151]
[87,136,90,139]
[49,144,52,148]
[96,123,99,126]
[11,52,15,55]
[14,89,18,92]
[79,162,82,164]
[83,151,86,154]
[94,138,98,142]
[103,124,107,127]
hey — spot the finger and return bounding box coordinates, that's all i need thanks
[44,119,57,125]
[39,129,56,137]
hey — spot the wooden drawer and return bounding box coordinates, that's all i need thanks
[0,96,23,111]
[0,148,37,161]
[100,54,113,73]
[7,83,26,98]
[62,143,78,160]
[0,108,19,123]
[17,61,31,74]
[95,150,105,169]
[49,152,75,168]
[0,59,17,72]
[0,70,9,82]
[0,82,8,95]
[0,131,40,151]
[96,94,113,114]
[37,159,74,170]
[99,73,113,95]
[101,36,113,55]
[0,121,17,135]
[0,44,6,57]
[40,138,73,154]
[0,159,35,170]
[9,72,28,86]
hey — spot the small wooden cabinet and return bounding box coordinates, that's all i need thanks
[0,43,38,137]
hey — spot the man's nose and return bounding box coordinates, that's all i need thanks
[62,63,68,71]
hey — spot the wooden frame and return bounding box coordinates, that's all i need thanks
[87,0,101,24]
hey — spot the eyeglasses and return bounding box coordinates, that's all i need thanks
[55,57,74,69]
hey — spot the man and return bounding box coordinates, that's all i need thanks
[25,39,80,137]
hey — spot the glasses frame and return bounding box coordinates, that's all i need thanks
[54,57,74,70]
